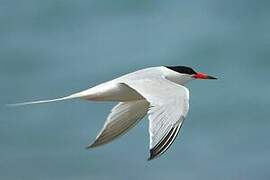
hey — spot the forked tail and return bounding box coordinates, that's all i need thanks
[7,93,80,107]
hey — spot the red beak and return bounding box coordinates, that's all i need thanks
[193,72,217,80]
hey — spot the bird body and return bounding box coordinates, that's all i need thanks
[70,67,191,102]
[11,66,216,160]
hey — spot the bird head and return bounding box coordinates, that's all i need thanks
[165,66,217,84]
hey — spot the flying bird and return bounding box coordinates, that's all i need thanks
[11,66,217,160]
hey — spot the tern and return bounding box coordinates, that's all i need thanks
[11,66,217,160]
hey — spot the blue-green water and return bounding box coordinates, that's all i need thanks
[1,0,270,179]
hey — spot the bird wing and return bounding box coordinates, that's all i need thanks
[87,100,149,148]
[124,77,190,160]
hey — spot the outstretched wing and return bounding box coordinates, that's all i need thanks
[87,100,149,148]
[124,77,189,160]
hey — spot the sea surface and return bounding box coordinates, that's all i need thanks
[1,0,270,179]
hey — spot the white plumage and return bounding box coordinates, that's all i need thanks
[10,66,216,160]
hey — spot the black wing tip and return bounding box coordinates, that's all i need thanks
[85,140,100,149]
[147,120,183,161]
[147,145,167,161]
[85,144,94,149]
[147,149,158,161]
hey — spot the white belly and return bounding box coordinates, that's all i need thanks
[75,82,144,102]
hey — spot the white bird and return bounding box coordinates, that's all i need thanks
[10,66,217,160]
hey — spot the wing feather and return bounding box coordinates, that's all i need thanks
[87,100,149,148]
[148,118,185,160]
[123,77,189,160]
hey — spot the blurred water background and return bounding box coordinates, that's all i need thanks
[1,0,270,179]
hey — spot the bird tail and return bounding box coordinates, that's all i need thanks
[7,93,80,107]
